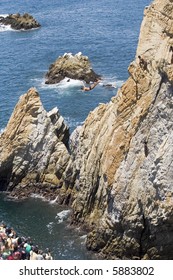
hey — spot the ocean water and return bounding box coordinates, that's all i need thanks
[0,0,150,259]
[0,193,94,260]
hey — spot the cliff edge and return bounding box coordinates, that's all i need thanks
[64,0,173,259]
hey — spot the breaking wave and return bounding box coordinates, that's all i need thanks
[32,77,84,91]
[0,24,13,32]
[32,75,123,92]
[55,209,71,224]
[64,116,84,130]
[0,15,12,32]
[99,75,124,88]
[30,193,47,201]
[46,209,71,234]
[0,128,4,135]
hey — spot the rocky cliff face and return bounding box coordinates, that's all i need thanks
[1,0,173,260]
[63,0,173,259]
[0,88,70,200]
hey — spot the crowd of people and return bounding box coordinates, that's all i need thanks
[0,221,53,260]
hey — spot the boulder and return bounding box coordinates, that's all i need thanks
[0,13,41,30]
[45,52,101,84]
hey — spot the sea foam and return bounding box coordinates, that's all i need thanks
[33,77,83,90]
[59,77,84,89]
[100,75,124,89]
[46,221,54,234]
[55,209,71,224]
[30,193,47,201]
[0,15,13,32]
[0,128,4,135]
[0,24,13,32]
[64,116,84,130]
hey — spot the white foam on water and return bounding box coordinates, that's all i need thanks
[32,77,83,91]
[49,196,58,204]
[67,240,74,247]
[30,194,60,204]
[58,77,84,89]
[64,116,84,130]
[100,75,124,89]
[46,221,54,234]
[0,15,13,32]
[79,234,87,245]
[32,76,124,95]
[55,209,71,224]
[0,24,14,32]
[80,234,87,240]
[0,128,5,135]
[0,14,9,18]
[30,193,47,201]
[115,79,124,88]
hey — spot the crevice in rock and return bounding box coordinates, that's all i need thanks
[138,199,151,259]
[130,72,165,149]
[139,213,148,258]
[0,161,14,191]
[151,71,165,107]
[87,175,101,214]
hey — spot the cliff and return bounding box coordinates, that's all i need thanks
[63,0,173,259]
[1,0,173,260]
[0,88,70,201]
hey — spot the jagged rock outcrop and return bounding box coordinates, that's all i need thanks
[0,13,41,30]
[1,0,173,260]
[0,88,70,200]
[45,52,101,84]
[63,0,173,259]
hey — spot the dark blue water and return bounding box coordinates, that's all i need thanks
[0,0,150,259]
[0,193,95,260]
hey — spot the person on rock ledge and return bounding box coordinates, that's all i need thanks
[81,79,100,91]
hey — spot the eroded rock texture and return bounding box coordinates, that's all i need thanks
[63,0,173,259]
[0,88,70,200]
[1,0,173,260]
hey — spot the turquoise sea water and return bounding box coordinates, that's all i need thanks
[0,0,150,259]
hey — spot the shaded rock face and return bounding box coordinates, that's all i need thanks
[63,0,173,259]
[0,13,41,30]
[45,52,101,84]
[0,88,70,199]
